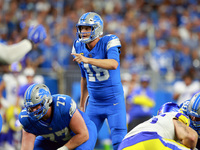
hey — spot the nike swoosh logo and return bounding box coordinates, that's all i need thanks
[113,103,118,106]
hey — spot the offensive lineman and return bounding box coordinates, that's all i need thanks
[19,83,97,150]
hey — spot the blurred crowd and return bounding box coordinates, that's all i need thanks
[0,0,200,80]
[1,0,200,149]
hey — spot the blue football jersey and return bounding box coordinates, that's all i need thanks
[19,94,90,143]
[72,34,124,103]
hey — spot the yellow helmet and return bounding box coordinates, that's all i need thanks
[6,105,22,131]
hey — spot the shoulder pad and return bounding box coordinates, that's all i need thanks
[103,34,121,51]
[69,99,77,117]
[174,112,190,126]
[19,109,31,127]
[104,34,118,40]
[72,40,83,53]
[179,100,190,114]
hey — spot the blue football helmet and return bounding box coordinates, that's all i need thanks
[158,102,180,115]
[187,92,200,127]
[24,83,52,121]
[76,12,103,43]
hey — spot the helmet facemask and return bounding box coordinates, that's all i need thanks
[76,25,94,43]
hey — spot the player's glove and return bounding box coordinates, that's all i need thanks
[28,25,47,44]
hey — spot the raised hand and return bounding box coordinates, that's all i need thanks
[28,25,47,44]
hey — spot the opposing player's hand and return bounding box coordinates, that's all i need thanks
[71,53,89,64]
[28,25,47,44]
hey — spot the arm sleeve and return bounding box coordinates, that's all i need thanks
[71,41,78,57]
[71,41,86,78]
[79,64,86,78]
[60,96,77,126]
[107,47,120,62]
[106,35,121,61]
[0,39,32,64]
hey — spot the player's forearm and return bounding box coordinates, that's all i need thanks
[21,144,34,150]
[80,78,88,111]
[21,129,35,150]
[0,39,32,64]
[65,132,89,150]
[16,96,20,107]
[173,93,180,100]
[21,139,35,150]
[182,136,197,149]
[175,120,198,149]
[181,129,198,149]
[0,82,5,98]
[87,58,118,70]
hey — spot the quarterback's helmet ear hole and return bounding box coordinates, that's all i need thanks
[91,27,95,31]
[91,34,94,38]
[28,107,32,112]
[93,25,97,29]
